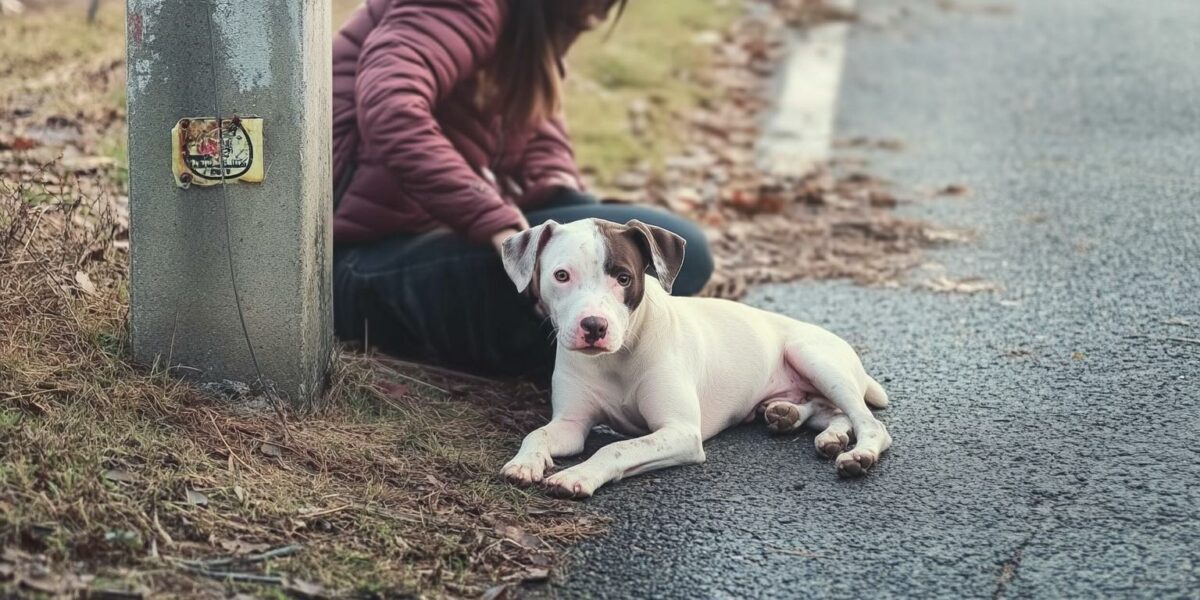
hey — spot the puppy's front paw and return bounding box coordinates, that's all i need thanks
[501,453,551,486]
[543,469,598,499]
[835,448,878,477]
[764,402,803,434]
[815,429,850,458]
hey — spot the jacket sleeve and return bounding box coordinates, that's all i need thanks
[515,116,585,207]
[355,0,524,244]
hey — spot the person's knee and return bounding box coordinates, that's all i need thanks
[672,223,713,296]
[621,209,713,296]
[540,188,601,212]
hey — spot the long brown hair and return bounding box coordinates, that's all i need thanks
[486,0,628,128]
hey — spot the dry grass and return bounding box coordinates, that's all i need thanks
[0,172,607,597]
[0,3,610,585]
[563,0,741,182]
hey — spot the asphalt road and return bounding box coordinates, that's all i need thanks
[539,0,1200,597]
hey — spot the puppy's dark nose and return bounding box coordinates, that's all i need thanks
[580,316,608,343]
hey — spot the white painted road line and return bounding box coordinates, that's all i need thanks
[758,0,856,177]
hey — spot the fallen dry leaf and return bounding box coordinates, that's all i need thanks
[74,270,97,295]
[184,489,208,506]
[284,577,327,599]
[520,567,550,582]
[497,525,544,549]
[922,227,975,244]
[939,183,971,197]
[835,136,905,151]
[481,584,515,600]
[102,468,136,483]
[0,136,38,151]
[379,380,410,399]
[922,276,1001,294]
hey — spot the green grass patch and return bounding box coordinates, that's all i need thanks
[330,0,740,184]
[0,3,125,87]
[565,0,740,182]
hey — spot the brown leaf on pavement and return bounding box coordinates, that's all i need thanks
[922,276,1001,294]
[939,183,971,197]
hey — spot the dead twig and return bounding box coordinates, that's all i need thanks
[298,504,352,519]
[151,509,174,548]
[177,567,284,585]
[175,544,302,570]
[345,354,455,393]
[358,504,427,525]
[205,409,258,475]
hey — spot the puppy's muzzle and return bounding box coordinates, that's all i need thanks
[580,316,609,345]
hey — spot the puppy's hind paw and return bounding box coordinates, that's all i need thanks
[764,402,803,434]
[814,429,850,458]
[835,448,878,478]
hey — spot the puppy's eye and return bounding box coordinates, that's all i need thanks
[554,269,570,283]
[616,272,632,287]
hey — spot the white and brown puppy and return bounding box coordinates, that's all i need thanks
[499,218,891,498]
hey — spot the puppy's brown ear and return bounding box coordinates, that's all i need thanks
[501,220,559,293]
[625,219,686,294]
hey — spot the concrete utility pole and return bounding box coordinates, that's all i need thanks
[125,0,333,404]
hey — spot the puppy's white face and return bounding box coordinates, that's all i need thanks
[501,218,686,356]
[534,220,638,353]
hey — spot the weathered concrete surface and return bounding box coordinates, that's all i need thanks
[126,0,332,403]
[540,0,1200,597]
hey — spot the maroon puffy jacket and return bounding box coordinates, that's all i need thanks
[332,0,583,245]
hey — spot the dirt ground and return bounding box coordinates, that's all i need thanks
[0,0,967,597]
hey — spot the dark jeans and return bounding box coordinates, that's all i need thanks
[333,189,714,376]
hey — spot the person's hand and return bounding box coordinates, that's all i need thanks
[543,172,580,191]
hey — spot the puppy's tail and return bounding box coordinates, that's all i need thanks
[864,375,889,409]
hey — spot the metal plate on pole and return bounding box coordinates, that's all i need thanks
[171,117,264,188]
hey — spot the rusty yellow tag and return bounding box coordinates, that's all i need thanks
[171,117,264,188]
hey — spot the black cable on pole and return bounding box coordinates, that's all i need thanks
[203,1,267,389]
